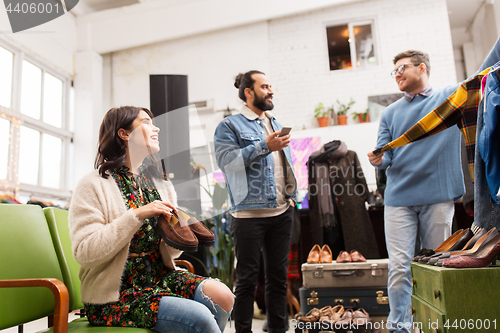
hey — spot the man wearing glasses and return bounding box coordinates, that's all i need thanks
[367,48,500,333]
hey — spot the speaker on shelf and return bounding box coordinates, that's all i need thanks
[149,74,201,214]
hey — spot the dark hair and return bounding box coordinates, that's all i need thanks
[94,106,167,180]
[234,70,264,102]
[393,50,431,76]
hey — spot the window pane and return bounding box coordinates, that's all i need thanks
[0,46,13,108]
[43,73,63,128]
[21,61,42,119]
[19,126,40,185]
[354,24,375,68]
[41,134,62,188]
[69,86,75,132]
[0,118,10,179]
[326,24,352,71]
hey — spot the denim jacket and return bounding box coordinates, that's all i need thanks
[214,106,297,212]
[478,60,500,204]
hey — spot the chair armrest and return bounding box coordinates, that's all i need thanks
[174,260,194,273]
[0,278,69,333]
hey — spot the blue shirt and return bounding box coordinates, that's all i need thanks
[373,85,465,206]
[373,38,500,206]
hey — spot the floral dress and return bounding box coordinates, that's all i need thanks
[84,166,205,328]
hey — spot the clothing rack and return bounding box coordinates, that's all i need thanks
[0,185,71,209]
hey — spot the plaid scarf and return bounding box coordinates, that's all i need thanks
[374,67,493,181]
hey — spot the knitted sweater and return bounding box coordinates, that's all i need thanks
[373,86,465,207]
[68,170,180,304]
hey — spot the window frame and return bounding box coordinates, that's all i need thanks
[324,18,379,72]
[0,38,73,199]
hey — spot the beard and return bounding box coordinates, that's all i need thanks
[253,93,274,111]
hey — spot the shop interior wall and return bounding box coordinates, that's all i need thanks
[105,0,457,190]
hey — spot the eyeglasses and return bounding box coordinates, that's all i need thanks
[390,63,420,78]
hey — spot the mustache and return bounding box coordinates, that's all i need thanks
[265,94,273,99]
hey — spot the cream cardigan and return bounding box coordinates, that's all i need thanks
[69,170,181,304]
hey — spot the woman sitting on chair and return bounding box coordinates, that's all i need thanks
[69,106,234,333]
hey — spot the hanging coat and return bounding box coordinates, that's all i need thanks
[329,150,380,259]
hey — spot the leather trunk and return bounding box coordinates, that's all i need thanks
[298,286,390,317]
[301,259,389,288]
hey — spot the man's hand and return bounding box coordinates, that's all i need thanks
[266,130,290,152]
[368,150,384,165]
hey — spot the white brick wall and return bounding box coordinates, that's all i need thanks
[110,0,457,133]
[268,0,456,130]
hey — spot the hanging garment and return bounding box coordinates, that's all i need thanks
[478,61,500,204]
[474,87,500,230]
[307,140,348,230]
[373,67,493,180]
[329,150,380,259]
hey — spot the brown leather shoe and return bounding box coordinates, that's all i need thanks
[176,208,215,246]
[336,250,351,263]
[156,213,198,252]
[319,305,344,323]
[320,244,333,263]
[338,308,353,325]
[350,250,367,262]
[307,244,321,263]
[297,308,320,322]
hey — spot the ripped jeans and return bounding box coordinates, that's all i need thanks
[153,280,231,333]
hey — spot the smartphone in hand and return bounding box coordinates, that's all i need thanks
[278,127,292,137]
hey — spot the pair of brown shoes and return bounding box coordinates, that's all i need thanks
[337,308,370,326]
[307,244,333,263]
[156,208,215,252]
[296,305,344,323]
[336,250,366,263]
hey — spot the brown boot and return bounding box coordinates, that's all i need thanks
[156,213,198,252]
[177,209,215,246]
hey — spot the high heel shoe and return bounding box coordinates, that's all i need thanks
[426,228,474,264]
[428,228,492,265]
[413,229,464,262]
[419,229,468,263]
[442,232,500,268]
[307,244,321,263]
[320,244,333,263]
[434,228,499,266]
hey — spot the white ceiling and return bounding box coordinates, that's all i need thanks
[76,0,484,31]
[446,0,484,29]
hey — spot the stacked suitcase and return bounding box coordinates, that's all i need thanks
[296,259,390,333]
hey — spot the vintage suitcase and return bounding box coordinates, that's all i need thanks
[301,259,389,288]
[299,286,390,317]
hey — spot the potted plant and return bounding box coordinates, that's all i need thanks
[336,98,355,125]
[352,108,370,123]
[314,103,329,127]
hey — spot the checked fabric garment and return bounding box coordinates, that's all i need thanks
[373,67,494,181]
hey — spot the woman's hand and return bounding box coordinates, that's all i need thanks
[133,200,176,220]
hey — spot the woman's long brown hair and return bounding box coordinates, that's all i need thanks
[94,106,167,180]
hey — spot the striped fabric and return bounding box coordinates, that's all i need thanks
[373,67,493,181]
